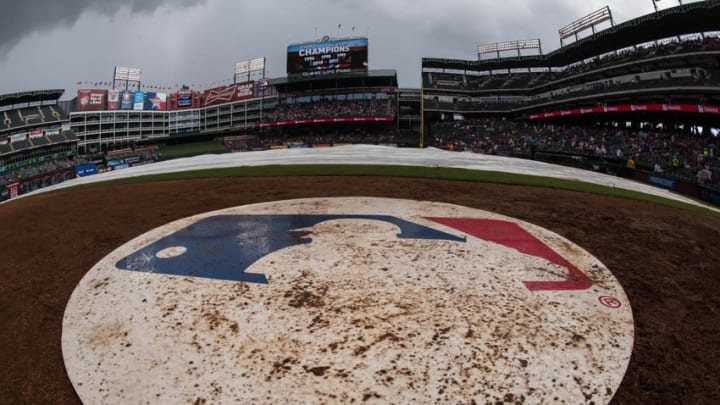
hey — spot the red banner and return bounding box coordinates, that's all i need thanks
[107,90,120,110]
[76,89,107,111]
[528,104,720,120]
[203,82,256,107]
[256,116,394,128]
[7,182,19,199]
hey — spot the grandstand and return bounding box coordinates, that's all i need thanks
[0,89,78,201]
[420,1,720,206]
[421,2,720,120]
[260,69,398,143]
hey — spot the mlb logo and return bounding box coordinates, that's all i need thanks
[63,198,633,404]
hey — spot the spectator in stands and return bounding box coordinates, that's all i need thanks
[671,155,680,172]
[626,156,636,169]
[653,159,664,173]
[697,165,713,185]
[528,136,538,159]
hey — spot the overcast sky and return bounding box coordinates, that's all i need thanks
[0,0,699,98]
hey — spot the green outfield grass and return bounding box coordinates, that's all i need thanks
[57,164,720,217]
[158,142,229,159]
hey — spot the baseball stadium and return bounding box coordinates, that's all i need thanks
[1,1,720,404]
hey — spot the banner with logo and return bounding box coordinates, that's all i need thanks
[107,90,120,110]
[29,129,44,139]
[648,174,677,190]
[7,182,19,199]
[133,91,145,110]
[76,89,107,111]
[144,92,167,111]
[75,163,98,177]
[203,82,256,107]
[120,91,134,110]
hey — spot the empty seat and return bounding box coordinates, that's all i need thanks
[11,139,29,150]
[48,134,65,143]
[30,137,50,147]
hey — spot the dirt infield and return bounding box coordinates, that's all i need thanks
[1,176,719,404]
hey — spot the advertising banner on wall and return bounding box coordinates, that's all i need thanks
[528,103,720,120]
[10,133,27,142]
[287,37,368,75]
[107,90,120,110]
[76,89,107,111]
[120,91,134,110]
[203,82,256,107]
[144,92,167,111]
[170,90,201,110]
[235,82,254,100]
[76,163,98,177]
[177,91,193,108]
[133,91,145,110]
[7,182,19,199]
[29,129,44,139]
[204,85,235,107]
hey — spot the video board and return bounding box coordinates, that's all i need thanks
[287,37,368,76]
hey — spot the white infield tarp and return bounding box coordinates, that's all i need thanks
[11,145,719,212]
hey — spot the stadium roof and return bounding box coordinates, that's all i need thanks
[269,69,398,93]
[0,89,64,109]
[422,0,720,72]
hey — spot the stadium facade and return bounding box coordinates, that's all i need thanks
[1,1,720,202]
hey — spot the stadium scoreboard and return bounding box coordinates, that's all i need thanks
[287,37,368,76]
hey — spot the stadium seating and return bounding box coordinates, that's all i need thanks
[229,131,398,150]
[0,142,12,155]
[265,98,396,122]
[10,139,29,151]
[48,133,66,144]
[47,106,63,120]
[0,105,67,132]
[425,36,720,97]
[431,117,719,185]
[17,108,42,126]
[30,136,50,147]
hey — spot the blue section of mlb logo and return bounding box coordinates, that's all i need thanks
[115,215,466,283]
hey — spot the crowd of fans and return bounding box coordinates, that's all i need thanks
[264,98,396,122]
[224,131,398,150]
[105,145,160,163]
[431,118,720,186]
[0,159,78,188]
[563,35,720,77]
[0,143,160,200]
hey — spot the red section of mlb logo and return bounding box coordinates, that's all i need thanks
[425,218,593,291]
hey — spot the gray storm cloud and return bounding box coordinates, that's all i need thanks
[0,0,205,58]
